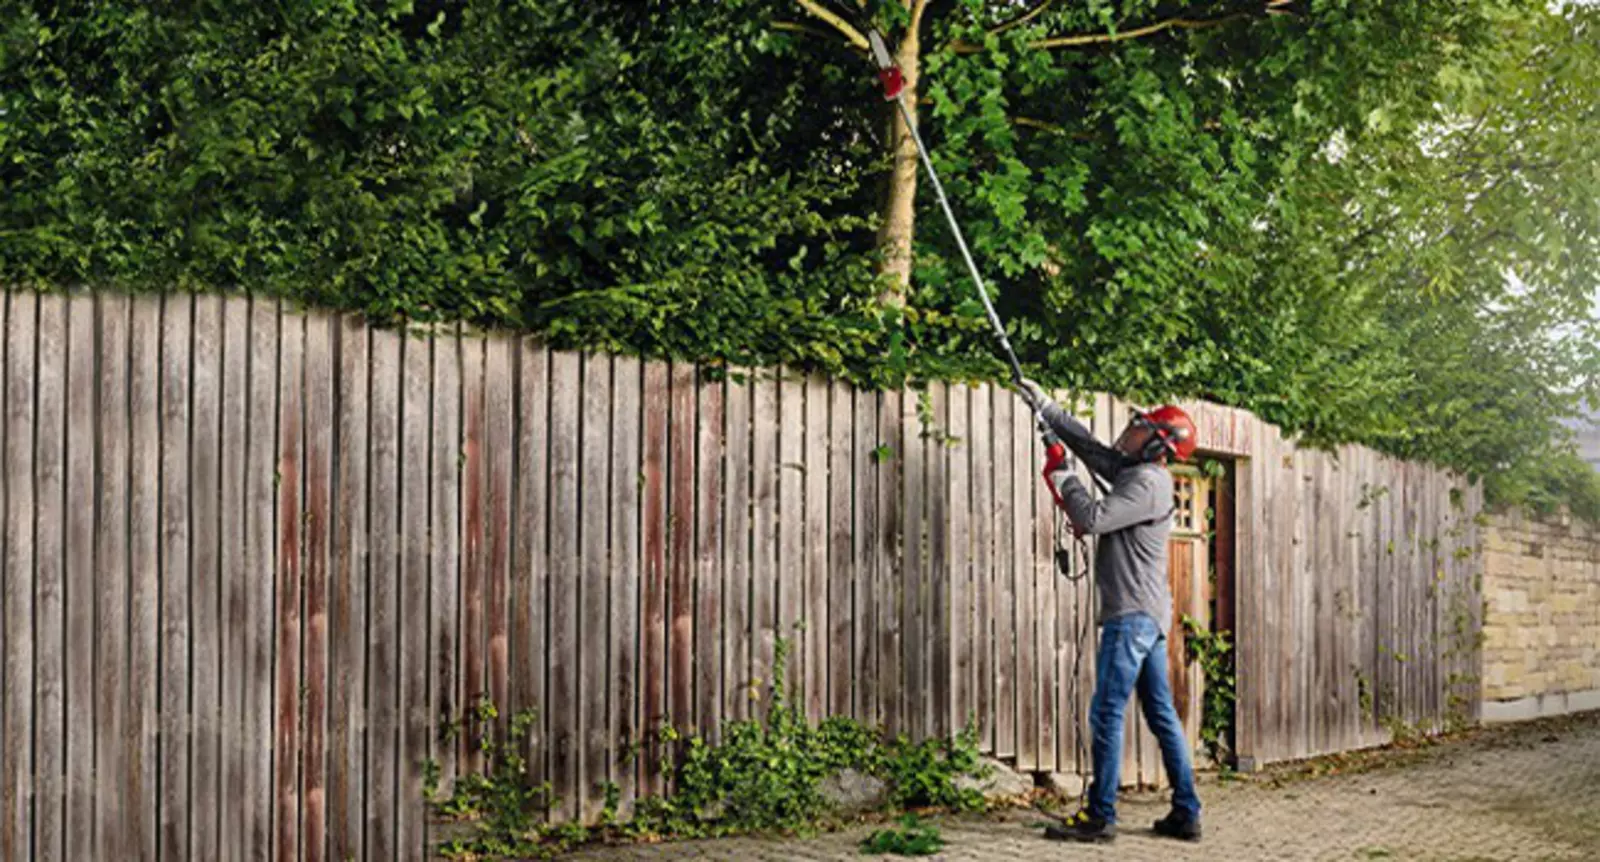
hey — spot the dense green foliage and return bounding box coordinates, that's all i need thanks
[3,0,1596,509]
[429,639,985,858]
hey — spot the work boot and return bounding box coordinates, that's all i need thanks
[1152,809,1202,842]
[1043,809,1116,843]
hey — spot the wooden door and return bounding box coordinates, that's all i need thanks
[1168,467,1210,751]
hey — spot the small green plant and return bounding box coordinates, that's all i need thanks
[1181,615,1236,766]
[860,814,945,856]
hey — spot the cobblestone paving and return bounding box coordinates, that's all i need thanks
[570,712,1600,861]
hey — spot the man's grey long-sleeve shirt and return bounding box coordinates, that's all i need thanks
[1039,402,1175,634]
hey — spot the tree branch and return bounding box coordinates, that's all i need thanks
[952,7,1283,54]
[989,0,1057,36]
[794,0,870,51]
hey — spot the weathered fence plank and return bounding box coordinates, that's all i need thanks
[63,296,95,862]
[640,360,668,792]
[750,375,778,723]
[508,339,540,792]
[94,294,131,862]
[129,296,161,862]
[804,375,828,722]
[969,386,993,753]
[460,337,487,773]
[928,385,950,740]
[2,292,32,862]
[779,373,804,699]
[992,391,1015,759]
[609,356,641,812]
[548,351,582,814]
[327,314,366,862]
[853,388,878,727]
[245,301,279,859]
[669,363,696,744]
[188,296,222,861]
[580,354,611,820]
[219,298,248,862]
[399,332,431,860]
[486,340,515,750]
[901,387,926,740]
[696,372,726,737]
[876,389,902,736]
[722,374,752,725]
[365,328,401,861]
[302,316,333,862]
[154,295,188,862]
[829,382,854,719]
[276,313,306,862]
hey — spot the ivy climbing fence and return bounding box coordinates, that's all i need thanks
[0,291,1482,862]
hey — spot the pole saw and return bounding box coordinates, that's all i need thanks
[864,28,1098,817]
[864,29,1111,505]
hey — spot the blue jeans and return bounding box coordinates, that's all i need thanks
[1086,612,1201,823]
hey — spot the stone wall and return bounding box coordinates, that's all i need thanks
[1481,509,1600,721]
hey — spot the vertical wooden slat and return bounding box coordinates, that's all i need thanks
[94,294,130,862]
[804,375,828,721]
[37,298,67,862]
[852,389,878,727]
[721,374,752,725]
[0,292,27,862]
[928,385,950,739]
[969,386,993,752]
[64,296,96,862]
[639,361,668,791]
[459,338,486,770]
[302,316,333,862]
[992,391,1015,758]
[245,301,279,859]
[1012,390,1037,772]
[485,340,514,743]
[275,314,306,862]
[0,319,26,836]
[547,351,582,815]
[328,315,366,862]
[828,382,854,719]
[901,388,926,739]
[508,339,540,791]
[749,375,778,723]
[1029,397,1055,773]
[129,296,160,862]
[187,296,222,861]
[154,295,187,862]
[696,371,725,736]
[778,373,804,700]
[947,387,971,737]
[876,390,902,736]
[398,332,431,859]
[608,357,641,812]
[580,354,611,820]
[365,328,401,861]
[668,363,695,741]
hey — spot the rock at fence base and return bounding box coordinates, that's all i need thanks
[820,769,889,814]
[1044,772,1086,799]
[695,798,727,823]
[953,757,1033,803]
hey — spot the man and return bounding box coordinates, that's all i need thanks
[1018,380,1203,844]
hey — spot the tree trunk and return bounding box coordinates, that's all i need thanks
[875,25,921,306]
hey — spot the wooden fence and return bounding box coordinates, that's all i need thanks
[0,292,1482,861]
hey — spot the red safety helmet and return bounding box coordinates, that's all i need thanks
[1131,405,1197,463]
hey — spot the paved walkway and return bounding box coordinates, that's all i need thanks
[570,711,1600,861]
